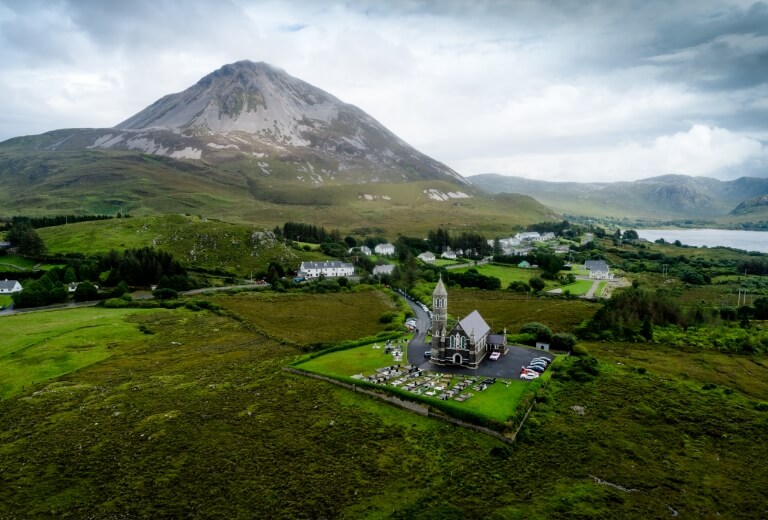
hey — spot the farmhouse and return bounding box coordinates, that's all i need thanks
[417,252,436,263]
[298,261,354,278]
[429,277,493,368]
[374,243,395,256]
[372,264,395,276]
[0,279,22,294]
[440,247,457,260]
[585,260,613,279]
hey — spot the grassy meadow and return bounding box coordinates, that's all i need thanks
[0,307,161,398]
[452,263,541,286]
[211,288,399,347]
[446,287,600,333]
[0,293,765,518]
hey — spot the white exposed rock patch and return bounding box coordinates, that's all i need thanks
[258,162,271,175]
[170,147,202,159]
[89,133,126,149]
[423,189,473,201]
[207,143,239,150]
[125,137,168,156]
[358,194,393,201]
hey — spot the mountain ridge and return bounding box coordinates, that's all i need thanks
[469,173,768,221]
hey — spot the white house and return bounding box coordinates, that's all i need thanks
[0,279,22,294]
[372,264,395,276]
[417,252,436,263]
[348,246,372,256]
[374,243,395,256]
[441,247,457,260]
[515,232,542,242]
[585,260,613,280]
[298,261,354,278]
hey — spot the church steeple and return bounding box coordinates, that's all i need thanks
[432,275,448,338]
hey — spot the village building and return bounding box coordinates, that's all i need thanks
[348,246,372,256]
[585,260,613,279]
[417,251,435,263]
[440,247,457,260]
[0,279,23,294]
[374,243,395,256]
[372,264,395,276]
[298,261,354,279]
[430,277,501,368]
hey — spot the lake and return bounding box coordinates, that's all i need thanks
[636,229,768,253]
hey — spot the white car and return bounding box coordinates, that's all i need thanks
[520,372,539,380]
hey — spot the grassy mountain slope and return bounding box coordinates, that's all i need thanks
[0,148,556,235]
[470,173,768,221]
[38,215,300,275]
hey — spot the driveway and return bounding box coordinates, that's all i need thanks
[402,295,554,380]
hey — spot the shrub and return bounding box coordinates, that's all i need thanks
[571,344,590,356]
[153,288,178,300]
[551,332,577,351]
[378,311,399,324]
[520,322,552,343]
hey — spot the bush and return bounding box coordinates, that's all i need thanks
[551,332,577,351]
[520,322,552,343]
[571,344,590,356]
[153,288,178,300]
[378,311,399,324]
[528,277,545,292]
[508,280,529,293]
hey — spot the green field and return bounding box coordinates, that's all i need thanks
[298,337,411,376]
[0,294,13,307]
[0,292,766,517]
[211,289,399,346]
[0,307,161,398]
[453,263,541,286]
[447,288,600,333]
[0,254,37,270]
[556,279,594,296]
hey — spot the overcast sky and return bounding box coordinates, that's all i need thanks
[1,0,767,182]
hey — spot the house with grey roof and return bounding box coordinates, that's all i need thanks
[298,261,354,279]
[0,279,22,294]
[374,243,395,256]
[429,277,494,368]
[372,264,395,276]
[585,260,613,279]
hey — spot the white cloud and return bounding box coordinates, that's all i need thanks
[0,0,766,183]
[459,125,766,182]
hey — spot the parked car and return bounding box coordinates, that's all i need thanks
[532,357,552,364]
[526,365,546,373]
[520,372,539,380]
[528,361,548,369]
[489,351,501,361]
[424,351,431,359]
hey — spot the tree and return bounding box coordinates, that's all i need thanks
[508,280,529,293]
[528,277,545,292]
[74,281,99,302]
[63,267,77,284]
[6,221,46,256]
[520,322,553,343]
[622,229,639,241]
[551,332,577,351]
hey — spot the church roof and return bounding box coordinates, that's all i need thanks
[458,310,490,340]
[433,276,447,297]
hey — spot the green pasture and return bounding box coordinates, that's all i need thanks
[0,295,13,307]
[0,255,37,270]
[557,279,594,296]
[298,337,411,377]
[432,258,461,267]
[452,263,540,286]
[447,288,600,333]
[212,289,399,346]
[0,307,159,398]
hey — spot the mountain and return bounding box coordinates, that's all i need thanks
[2,61,466,186]
[0,61,556,234]
[470,173,768,221]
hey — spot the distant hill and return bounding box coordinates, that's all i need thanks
[470,173,768,222]
[0,61,556,234]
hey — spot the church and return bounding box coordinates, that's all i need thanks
[429,277,506,368]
